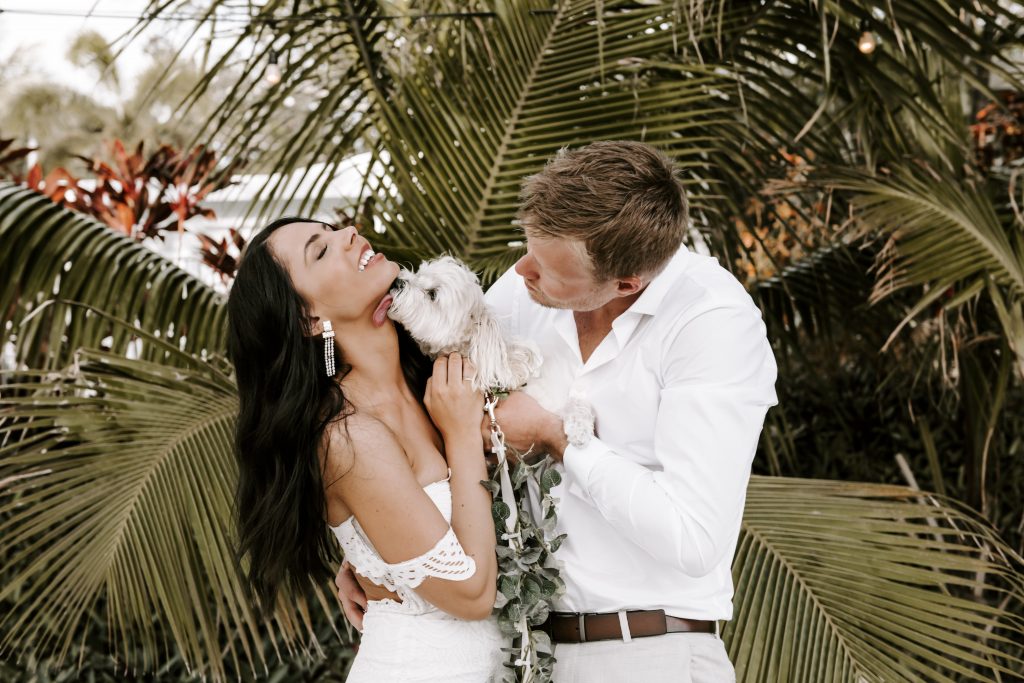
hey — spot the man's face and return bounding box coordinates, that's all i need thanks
[513,232,619,311]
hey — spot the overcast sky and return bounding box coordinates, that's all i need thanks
[0,1,218,93]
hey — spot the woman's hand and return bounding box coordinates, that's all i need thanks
[424,353,483,441]
[335,561,367,631]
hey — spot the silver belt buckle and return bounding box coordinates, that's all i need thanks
[578,613,587,642]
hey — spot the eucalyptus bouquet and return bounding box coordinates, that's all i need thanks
[482,398,566,683]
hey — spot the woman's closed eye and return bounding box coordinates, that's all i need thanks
[316,223,333,261]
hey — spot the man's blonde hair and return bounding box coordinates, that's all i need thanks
[517,141,689,281]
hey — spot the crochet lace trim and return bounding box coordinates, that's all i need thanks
[339,525,476,592]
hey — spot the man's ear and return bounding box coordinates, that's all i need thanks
[615,276,644,297]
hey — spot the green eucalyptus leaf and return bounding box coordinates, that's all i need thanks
[540,468,562,493]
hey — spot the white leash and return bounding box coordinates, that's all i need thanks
[484,391,537,682]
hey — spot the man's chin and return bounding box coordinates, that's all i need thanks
[525,284,552,307]
[526,286,571,310]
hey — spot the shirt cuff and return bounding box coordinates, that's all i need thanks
[562,437,615,503]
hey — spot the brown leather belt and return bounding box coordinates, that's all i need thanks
[543,609,715,644]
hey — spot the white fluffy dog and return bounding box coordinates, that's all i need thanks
[387,255,541,392]
[387,255,594,448]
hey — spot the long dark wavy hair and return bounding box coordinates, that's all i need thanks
[227,217,430,611]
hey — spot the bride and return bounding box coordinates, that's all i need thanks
[227,217,505,681]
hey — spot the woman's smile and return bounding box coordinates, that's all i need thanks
[268,221,400,326]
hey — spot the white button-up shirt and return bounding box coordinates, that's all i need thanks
[484,247,778,620]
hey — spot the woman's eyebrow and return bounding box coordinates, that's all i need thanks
[304,231,324,263]
[303,224,335,264]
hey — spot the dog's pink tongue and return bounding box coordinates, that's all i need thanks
[372,294,394,327]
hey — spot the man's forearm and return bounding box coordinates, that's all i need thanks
[539,412,569,462]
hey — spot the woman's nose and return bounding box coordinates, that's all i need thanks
[339,225,358,248]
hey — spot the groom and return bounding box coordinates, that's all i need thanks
[338,141,777,681]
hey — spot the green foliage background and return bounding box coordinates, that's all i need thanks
[3,1,1024,681]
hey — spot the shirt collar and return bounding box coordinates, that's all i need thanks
[625,246,690,317]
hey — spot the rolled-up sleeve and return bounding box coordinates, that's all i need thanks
[562,304,777,577]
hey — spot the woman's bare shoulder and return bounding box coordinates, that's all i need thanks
[323,410,448,557]
[323,410,407,485]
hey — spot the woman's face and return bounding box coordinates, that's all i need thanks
[267,221,400,331]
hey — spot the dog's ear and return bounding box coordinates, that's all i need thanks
[467,310,512,391]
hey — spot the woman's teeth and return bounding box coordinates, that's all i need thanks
[358,249,375,272]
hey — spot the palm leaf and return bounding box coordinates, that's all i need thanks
[136,0,1024,284]
[0,183,228,370]
[353,1,742,277]
[754,243,880,348]
[730,477,1024,682]
[841,167,1024,297]
[0,338,339,680]
[817,165,1024,353]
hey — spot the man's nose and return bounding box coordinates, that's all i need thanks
[514,253,535,278]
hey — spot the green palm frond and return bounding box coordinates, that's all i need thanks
[840,167,1024,297]
[136,1,1024,283]
[730,477,1024,682]
[4,349,1023,681]
[359,0,742,277]
[0,340,337,680]
[0,183,228,369]
[819,164,1024,350]
[754,243,881,348]
[134,0,391,227]
[2,1,1022,679]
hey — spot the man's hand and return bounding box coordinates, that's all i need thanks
[479,391,569,461]
[335,561,367,632]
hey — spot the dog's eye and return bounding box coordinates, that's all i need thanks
[427,289,438,301]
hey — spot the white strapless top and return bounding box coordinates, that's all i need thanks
[329,472,476,615]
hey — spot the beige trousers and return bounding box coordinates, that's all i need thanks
[550,632,735,683]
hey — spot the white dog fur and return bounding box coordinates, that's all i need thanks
[387,255,595,448]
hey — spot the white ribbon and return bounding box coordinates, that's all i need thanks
[485,393,537,682]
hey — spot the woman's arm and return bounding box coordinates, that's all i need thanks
[326,357,495,620]
[418,353,497,619]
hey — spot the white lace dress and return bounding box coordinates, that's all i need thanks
[330,474,506,682]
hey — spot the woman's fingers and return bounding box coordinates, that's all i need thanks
[462,358,477,383]
[447,352,463,383]
[335,561,366,632]
[429,353,478,396]
[432,352,471,386]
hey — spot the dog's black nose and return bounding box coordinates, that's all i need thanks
[392,277,407,290]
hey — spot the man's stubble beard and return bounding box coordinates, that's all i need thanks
[524,283,610,313]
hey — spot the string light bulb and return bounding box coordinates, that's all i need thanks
[265,50,282,85]
[857,19,878,54]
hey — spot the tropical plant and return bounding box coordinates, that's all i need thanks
[8,139,241,242]
[150,0,1024,538]
[2,182,1022,682]
[3,0,1024,680]
[0,31,318,175]
[0,138,34,178]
